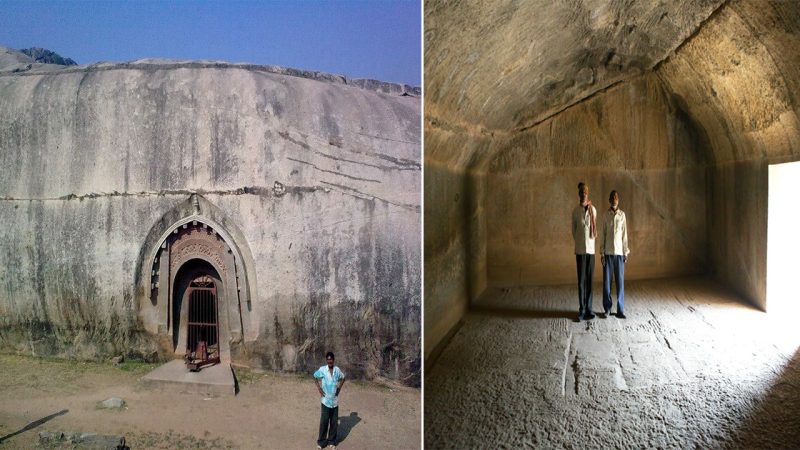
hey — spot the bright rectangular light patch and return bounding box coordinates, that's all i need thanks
[767,161,800,316]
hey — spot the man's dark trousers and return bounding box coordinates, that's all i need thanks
[576,254,595,317]
[318,404,338,447]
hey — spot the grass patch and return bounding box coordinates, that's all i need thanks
[115,359,158,375]
[0,353,158,394]
[231,366,267,385]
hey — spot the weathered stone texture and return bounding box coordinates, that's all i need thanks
[0,48,421,384]
[425,0,724,130]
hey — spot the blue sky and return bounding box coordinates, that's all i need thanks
[0,0,421,85]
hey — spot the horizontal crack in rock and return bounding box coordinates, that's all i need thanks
[320,181,420,212]
[0,185,321,201]
[287,157,382,183]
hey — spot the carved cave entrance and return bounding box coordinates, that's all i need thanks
[149,220,244,363]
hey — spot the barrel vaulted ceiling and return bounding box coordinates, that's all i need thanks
[425,0,726,132]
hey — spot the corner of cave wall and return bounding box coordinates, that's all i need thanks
[423,122,492,361]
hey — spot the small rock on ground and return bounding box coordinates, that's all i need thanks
[99,397,125,409]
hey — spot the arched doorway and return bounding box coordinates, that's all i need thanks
[137,194,259,364]
[172,259,222,358]
[143,220,240,363]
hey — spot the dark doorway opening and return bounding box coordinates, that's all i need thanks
[186,274,219,354]
[172,259,222,356]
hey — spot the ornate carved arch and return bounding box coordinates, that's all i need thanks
[137,194,258,364]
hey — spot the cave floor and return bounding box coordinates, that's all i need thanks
[425,277,800,449]
[0,355,419,449]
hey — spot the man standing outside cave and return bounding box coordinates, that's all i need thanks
[601,190,630,319]
[314,352,345,449]
[572,182,597,321]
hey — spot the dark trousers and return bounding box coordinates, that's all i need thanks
[318,404,338,447]
[603,255,625,313]
[576,254,595,317]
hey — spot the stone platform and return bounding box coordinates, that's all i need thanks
[141,359,236,397]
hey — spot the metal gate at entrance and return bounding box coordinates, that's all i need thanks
[185,274,220,370]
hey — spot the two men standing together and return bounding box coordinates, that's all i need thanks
[572,182,630,321]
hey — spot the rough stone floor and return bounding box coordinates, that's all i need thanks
[425,277,800,449]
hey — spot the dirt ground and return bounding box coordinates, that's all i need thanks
[0,355,420,449]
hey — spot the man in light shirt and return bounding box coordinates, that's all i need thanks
[572,182,597,321]
[600,190,630,319]
[314,352,346,449]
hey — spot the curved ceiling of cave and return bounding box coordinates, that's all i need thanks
[425,0,724,131]
[425,0,800,168]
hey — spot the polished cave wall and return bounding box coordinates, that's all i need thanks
[484,74,708,286]
[423,121,488,361]
[479,0,800,307]
[0,56,421,383]
[657,0,800,310]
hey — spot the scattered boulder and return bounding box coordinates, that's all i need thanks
[98,397,126,409]
[38,430,64,442]
[110,355,124,365]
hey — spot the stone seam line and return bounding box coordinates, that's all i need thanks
[315,152,420,171]
[0,185,420,212]
[561,332,573,397]
[648,309,688,377]
[275,130,420,169]
[285,157,383,183]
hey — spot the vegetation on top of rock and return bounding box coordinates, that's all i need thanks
[19,47,77,66]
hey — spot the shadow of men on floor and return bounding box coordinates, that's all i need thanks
[337,411,362,444]
[0,409,69,444]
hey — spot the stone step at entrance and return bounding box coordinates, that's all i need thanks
[140,359,236,397]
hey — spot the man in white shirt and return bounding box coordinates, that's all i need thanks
[314,352,346,449]
[572,182,597,321]
[600,190,630,319]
